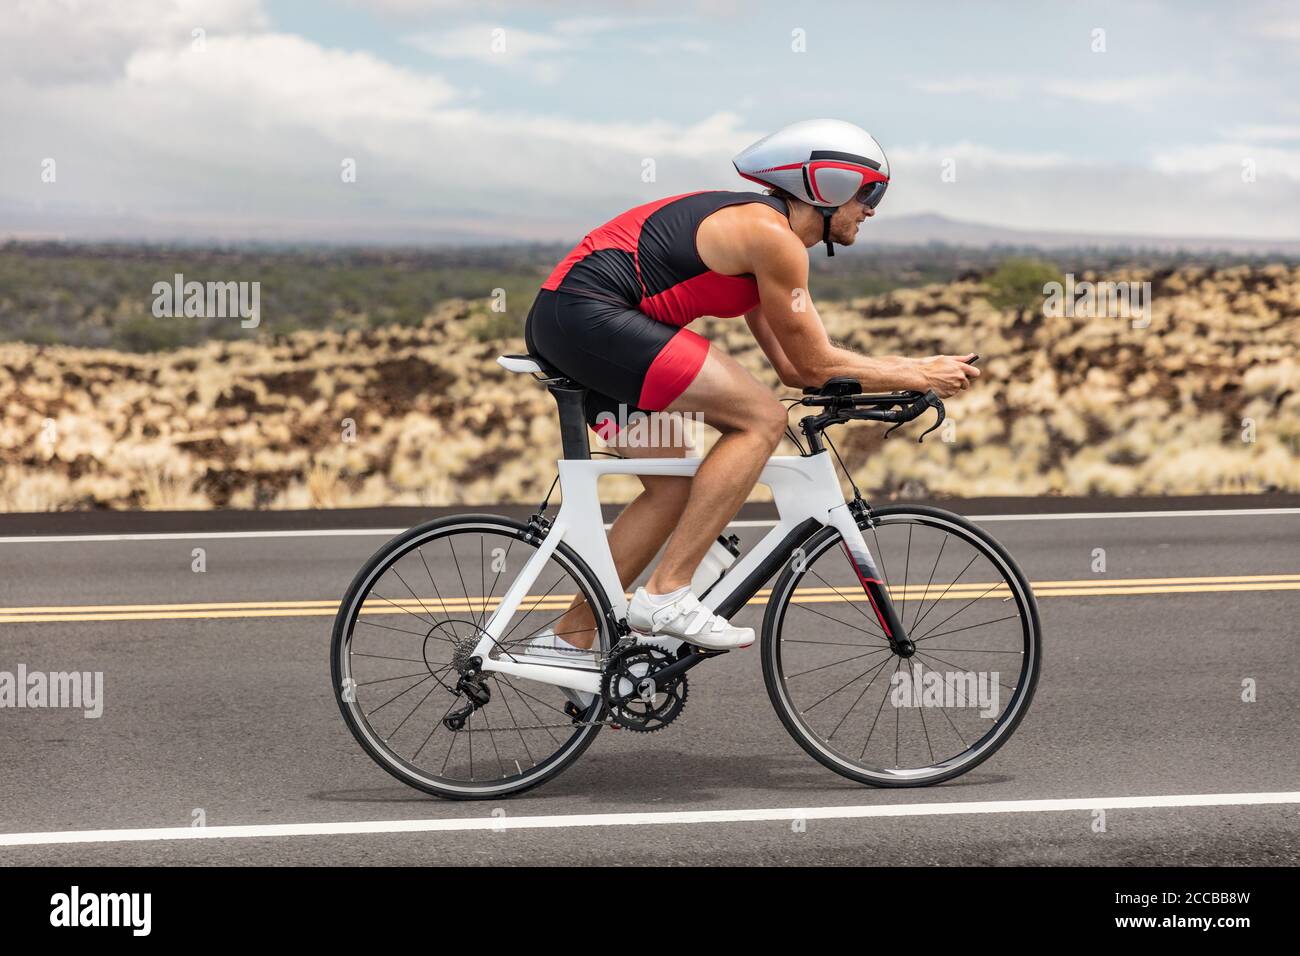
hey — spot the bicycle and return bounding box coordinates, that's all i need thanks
[331,354,1042,799]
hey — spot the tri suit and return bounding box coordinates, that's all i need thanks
[525,190,790,435]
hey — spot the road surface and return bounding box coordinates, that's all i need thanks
[1,498,1297,865]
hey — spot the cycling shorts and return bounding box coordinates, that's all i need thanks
[524,289,709,436]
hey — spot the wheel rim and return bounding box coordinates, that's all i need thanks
[336,521,608,795]
[768,512,1038,783]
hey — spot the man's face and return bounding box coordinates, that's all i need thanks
[829,196,876,245]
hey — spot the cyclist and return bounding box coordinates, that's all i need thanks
[524,119,978,661]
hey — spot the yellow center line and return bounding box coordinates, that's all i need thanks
[0,572,1296,623]
[5,574,1298,618]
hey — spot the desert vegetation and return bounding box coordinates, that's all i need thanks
[2,260,1296,511]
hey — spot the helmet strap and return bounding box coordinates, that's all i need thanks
[820,207,835,257]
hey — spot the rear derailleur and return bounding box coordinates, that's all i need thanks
[443,659,491,731]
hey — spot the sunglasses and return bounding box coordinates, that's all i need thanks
[855,181,888,209]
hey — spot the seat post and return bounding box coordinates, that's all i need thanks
[547,384,591,460]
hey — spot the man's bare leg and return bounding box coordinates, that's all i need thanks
[644,345,787,595]
[547,435,689,651]
[542,345,785,647]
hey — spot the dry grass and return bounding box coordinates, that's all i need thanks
[2,265,1297,511]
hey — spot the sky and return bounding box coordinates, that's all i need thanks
[2,0,1299,244]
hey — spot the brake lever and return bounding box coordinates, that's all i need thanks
[915,390,945,443]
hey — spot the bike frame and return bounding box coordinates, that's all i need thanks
[472,449,907,695]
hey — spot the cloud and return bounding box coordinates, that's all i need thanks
[129,34,459,125]
[3,0,1298,244]
[404,23,573,62]
[636,37,713,55]
[1150,142,1300,181]
[1043,75,1188,106]
[912,75,1025,99]
[1220,124,1300,142]
[1253,17,1300,41]
[892,142,1070,171]
[0,7,759,242]
[0,0,266,83]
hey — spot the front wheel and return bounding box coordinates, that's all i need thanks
[762,505,1041,787]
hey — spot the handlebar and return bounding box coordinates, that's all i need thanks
[796,379,946,444]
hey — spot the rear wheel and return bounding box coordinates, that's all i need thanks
[762,505,1041,787]
[331,514,612,799]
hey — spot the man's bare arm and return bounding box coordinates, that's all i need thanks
[743,307,804,387]
[749,225,977,396]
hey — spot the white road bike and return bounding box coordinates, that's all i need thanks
[332,355,1042,799]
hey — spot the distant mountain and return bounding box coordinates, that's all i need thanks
[851,212,1300,256]
[5,201,1299,256]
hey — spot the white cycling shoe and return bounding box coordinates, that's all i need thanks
[626,587,755,650]
[525,629,597,708]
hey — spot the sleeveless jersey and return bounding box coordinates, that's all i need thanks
[541,191,789,327]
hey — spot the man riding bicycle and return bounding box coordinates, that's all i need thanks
[524,119,979,659]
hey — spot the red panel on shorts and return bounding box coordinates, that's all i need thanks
[638,329,709,411]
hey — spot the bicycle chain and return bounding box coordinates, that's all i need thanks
[444,640,684,733]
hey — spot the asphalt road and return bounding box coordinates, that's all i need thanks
[1,499,1297,866]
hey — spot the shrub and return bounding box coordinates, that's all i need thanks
[983,258,1062,312]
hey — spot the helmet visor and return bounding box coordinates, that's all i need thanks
[855,180,888,209]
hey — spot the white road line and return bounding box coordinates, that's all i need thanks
[0,507,1296,544]
[970,508,1300,522]
[0,528,413,544]
[2,791,1297,848]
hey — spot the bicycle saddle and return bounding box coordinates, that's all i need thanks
[498,353,559,377]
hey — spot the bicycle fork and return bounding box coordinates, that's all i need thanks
[826,502,915,657]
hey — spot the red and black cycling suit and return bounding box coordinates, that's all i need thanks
[525,190,790,436]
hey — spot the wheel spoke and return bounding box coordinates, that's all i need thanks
[446,537,479,633]
[861,657,899,761]
[389,681,439,739]
[812,561,888,638]
[369,591,443,633]
[910,532,947,632]
[355,618,446,641]
[803,658,890,713]
[911,581,1002,644]
[786,594,888,643]
[771,516,1037,782]
[900,523,913,626]
[351,651,429,664]
[415,545,458,630]
[498,574,566,651]
[338,522,604,795]
[909,553,978,635]
[914,613,1021,644]
[785,646,890,680]
[915,649,1018,693]
[911,661,936,765]
[827,655,894,740]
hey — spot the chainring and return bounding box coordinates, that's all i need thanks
[600,643,688,733]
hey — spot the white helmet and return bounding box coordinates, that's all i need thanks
[733,119,889,255]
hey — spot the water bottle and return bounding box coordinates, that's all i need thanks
[691,534,741,598]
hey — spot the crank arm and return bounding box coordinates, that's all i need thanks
[640,646,725,688]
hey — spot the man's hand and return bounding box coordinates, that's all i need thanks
[918,353,979,398]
